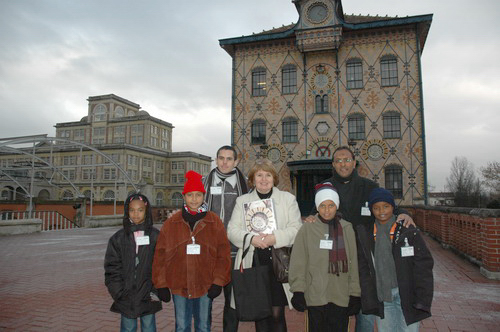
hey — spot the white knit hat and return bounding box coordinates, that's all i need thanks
[314,182,340,210]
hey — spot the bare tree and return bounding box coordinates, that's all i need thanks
[480,161,500,197]
[446,157,483,207]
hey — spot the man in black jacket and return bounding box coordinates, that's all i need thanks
[306,146,414,332]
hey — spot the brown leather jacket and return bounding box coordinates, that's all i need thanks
[152,210,231,299]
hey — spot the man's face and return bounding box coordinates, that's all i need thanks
[216,149,237,174]
[332,149,356,178]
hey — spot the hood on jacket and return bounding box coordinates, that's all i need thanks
[123,193,153,234]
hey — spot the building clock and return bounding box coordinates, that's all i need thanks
[307,2,328,23]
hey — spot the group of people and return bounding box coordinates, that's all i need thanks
[104,145,434,332]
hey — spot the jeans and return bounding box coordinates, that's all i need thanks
[376,288,419,332]
[120,314,156,332]
[173,293,212,332]
[355,312,375,332]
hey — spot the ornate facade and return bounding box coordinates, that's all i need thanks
[220,0,432,211]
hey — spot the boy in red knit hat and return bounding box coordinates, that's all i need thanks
[153,170,231,332]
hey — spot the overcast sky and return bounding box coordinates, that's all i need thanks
[0,0,499,191]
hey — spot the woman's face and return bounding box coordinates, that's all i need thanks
[254,170,274,194]
[129,199,146,225]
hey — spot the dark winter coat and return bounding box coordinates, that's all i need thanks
[356,222,434,325]
[104,217,162,319]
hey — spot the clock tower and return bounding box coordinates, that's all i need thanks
[293,0,344,51]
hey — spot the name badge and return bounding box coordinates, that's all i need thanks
[211,186,222,195]
[401,246,414,257]
[187,244,201,255]
[136,236,150,246]
[401,238,414,257]
[320,240,333,250]
[187,236,201,255]
[361,202,371,216]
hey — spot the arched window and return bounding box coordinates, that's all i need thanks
[385,165,403,198]
[282,118,298,143]
[171,192,183,207]
[62,190,73,200]
[346,58,363,89]
[383,111,401,138]
[156,192,164,206]
[83,190,93,199]
[282,64,297,94]
[114,106,124,118]
[127,110,135,117]
[93,104,107,122]
[315,95,328,113]
[380,55,398,86]
[38,189,50,200]
[103,190,115,201]
[1,189,11,200]
[252,68,267,96]
[251,119,266,145]
[348,114,365,140]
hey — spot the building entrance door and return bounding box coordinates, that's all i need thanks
[288,160,332,215]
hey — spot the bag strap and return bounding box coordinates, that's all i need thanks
[239,233,255,272]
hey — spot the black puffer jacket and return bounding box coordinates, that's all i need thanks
[356,222,434,325]
[104,203,162,318]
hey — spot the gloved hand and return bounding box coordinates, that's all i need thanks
[157,288,171,303]
[207,284,223,299]
[291,292,306,312]
[346,296,361,316]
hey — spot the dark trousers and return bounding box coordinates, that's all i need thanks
[307,303,349,332]
[223,256,239,332]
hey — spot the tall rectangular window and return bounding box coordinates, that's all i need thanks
[251,120,266,144]
[282,119,298,143]
[252,68,266,97]
[282,65,297,94]
[348,115,365,140]
[346,60,363,89]
[385,166,403,198]
[383,113,401,138]
[381,57,398,86]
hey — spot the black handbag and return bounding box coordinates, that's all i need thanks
[231,234,272,321]
[271,246,292,283]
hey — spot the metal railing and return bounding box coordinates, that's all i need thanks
[0,210,78,231]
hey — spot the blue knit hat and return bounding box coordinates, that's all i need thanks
[368,187,395,210]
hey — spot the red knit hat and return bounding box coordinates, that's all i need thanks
[182,170,206,195]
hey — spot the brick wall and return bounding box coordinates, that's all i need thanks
[407,206,500,275]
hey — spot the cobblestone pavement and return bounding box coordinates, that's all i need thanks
[0,226,498,331]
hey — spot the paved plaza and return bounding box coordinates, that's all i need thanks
[0,226,499,331]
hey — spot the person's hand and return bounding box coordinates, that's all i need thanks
[261,233,276,247]
[397,214,415,228]
[303,215,316,223]
[291,292,306,312]
[346,296,361,316]
[207,284,222,299]
[251,234,269,249]
[157,288,171,303]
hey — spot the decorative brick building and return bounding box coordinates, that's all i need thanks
[220,0,432,212]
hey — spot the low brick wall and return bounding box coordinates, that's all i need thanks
[407,206,500,279]
[0,219,42,235]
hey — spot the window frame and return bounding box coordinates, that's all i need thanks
[252,68,267,97]
[251,119,266,145]
[282,64,297,94]
[346,59,363,89]
[315,95,329,114]
[282,118,298,143]
[380,55,398,87]
[348,114,365,140]
[383,111,401,139]
[385,165,403,199]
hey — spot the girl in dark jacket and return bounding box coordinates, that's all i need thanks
[104,193,163,332]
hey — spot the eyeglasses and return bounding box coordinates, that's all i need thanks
[333,158,353,164]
